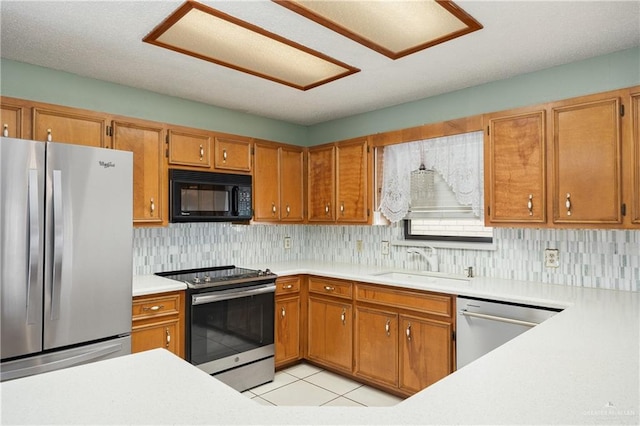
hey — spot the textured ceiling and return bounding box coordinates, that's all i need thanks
[1,1,639,126]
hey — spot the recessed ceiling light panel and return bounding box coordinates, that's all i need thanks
[274,0,483,59]
[143,1,360,90]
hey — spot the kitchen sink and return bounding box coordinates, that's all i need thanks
[371,270,469,286]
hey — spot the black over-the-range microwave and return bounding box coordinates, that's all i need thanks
[169,169,252,222]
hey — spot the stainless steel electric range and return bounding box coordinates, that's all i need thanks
[156,266,277,392]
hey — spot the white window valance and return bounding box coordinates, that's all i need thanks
[379,131,483,223]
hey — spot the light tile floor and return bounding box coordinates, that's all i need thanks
[242,363,404,407]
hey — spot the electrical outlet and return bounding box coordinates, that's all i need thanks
[284,237,291,250]
[381,241,390,255]
[356,240,363,252]
[544,248,559,268]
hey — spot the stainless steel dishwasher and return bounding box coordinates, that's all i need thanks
[456,296,562,369]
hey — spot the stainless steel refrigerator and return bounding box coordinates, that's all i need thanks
[0,137,133,381]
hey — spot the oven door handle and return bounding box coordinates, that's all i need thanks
[192,283,276,305]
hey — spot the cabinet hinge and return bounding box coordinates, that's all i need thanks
[487,206,491,217]
[622,203,627,216]
[487,125,490,136]
[106,126,113,137]
[165,149,169,158]
[165,134,169,144]
[367,208,370,217]
[620,104,625,117]
[452,331,456,342]
[367,146,370,153]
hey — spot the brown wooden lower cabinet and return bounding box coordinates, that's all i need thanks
[277,275,455,398]
[307,296,353,374]
[132,291,184,359]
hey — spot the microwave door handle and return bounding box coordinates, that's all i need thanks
[232,186,239,216]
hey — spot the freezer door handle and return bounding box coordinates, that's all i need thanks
[26,169,40,325]
[460,309,538,328]
[51,170,64,320]
[0,342,124,382]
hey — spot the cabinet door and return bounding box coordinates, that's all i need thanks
[632,92,640,225]
[280,146,305,222]
[336,139,369,222]
[399,315,453,394]
[275,296,300,367]
[307,297,352,373]
[308,145,335,221]
[1,103,24,138]
[132,319,180,355]
[552,97,623,224]
[112,120,165,225]
[253,142,280,221]
[486,110,546,224]
[33,107,108,147]
[168,129,211,168]
[214,136,251,172]
[354,306,398,387]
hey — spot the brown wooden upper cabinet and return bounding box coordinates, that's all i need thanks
[253,140,304,223]
[168,128,211,168]
[485,108,547,224]
[308,138,369,223]
[551,94,622,225]
[32,106,109,148]
[630,91,640,225]
[112,119,166,226]
[214,136,251,172]
[484,87,637,229]
[1,101,25,139]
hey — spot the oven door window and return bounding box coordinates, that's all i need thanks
[190,292,274,365]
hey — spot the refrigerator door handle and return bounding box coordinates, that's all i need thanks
[51,169,64,321]
[26,169,40,325]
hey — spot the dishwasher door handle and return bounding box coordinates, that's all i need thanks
[460,310,539,328]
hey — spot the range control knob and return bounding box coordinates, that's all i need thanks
[203,275,211,282]
[265,268,272,275]
[193,277,201,284]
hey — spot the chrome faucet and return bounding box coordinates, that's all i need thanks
[407,246,439,272]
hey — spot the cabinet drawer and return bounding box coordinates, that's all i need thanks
[356,284,452,318]
[308,276,352,299]
[276,276,301,295]
[132,292,181,321]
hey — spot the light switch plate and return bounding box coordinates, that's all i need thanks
[381,241,390,255]
[284,237,291,250]
[544,248,559,268]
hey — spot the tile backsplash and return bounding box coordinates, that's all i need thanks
[134,223,640,292]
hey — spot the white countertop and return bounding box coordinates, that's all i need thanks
[3,261,638,424]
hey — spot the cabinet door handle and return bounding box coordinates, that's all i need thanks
[565,193,572,216]
[271,202,277,215]
[2,124,8,137]
[46,128,52,142]
[406,322,412,341]
[165,327,171,348]
[324,285,335,292]
[285,204,290,217]
[142,304,164,312]
[527,194,533,216]
[341,308,346,325]
[281,307,286,318]
[282,284,293,290]
[340,202,345,215]
[385,319,391,336]
[325,203,330,215]
[199,144,204,160]
[150,197,155,214]
[222,149,227,162]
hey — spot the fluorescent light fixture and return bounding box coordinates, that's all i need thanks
[274,0,483,59]
[143,1,359,90]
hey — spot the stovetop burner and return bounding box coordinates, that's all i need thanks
[156,265,276,289]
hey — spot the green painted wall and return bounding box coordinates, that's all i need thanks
[308,47,640,145]
[2,46,639,147]
[0,59,308,145]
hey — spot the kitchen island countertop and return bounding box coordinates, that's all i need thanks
[4,261,636,424]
